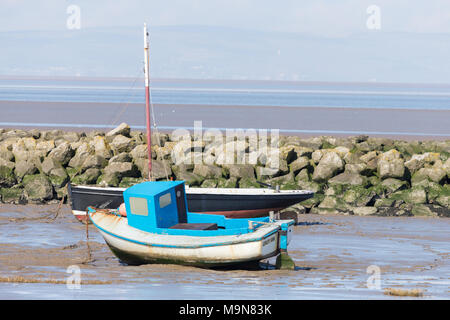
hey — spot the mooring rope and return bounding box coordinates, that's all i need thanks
[8,185,67,223]
[82,208,93,264]
[108,69,142,128]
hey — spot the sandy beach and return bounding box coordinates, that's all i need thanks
[0,204,448,299]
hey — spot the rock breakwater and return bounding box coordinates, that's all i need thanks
[0,124,449,217]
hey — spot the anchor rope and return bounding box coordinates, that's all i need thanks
[8,185,67,223]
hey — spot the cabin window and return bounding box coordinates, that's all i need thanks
[129,197,148,216]
[159,192,172,208]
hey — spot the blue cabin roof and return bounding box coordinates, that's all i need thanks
[124,181,188,232]
[125,181,185,197]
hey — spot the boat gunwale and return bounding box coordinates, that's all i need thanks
[70,183,314,196]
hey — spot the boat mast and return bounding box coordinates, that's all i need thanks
[143,23,152,181]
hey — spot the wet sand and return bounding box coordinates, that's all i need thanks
[1,101,449,140]
[0,204,448,299]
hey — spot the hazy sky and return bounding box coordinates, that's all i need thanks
[1,1,449,81]
[1,0,449,35]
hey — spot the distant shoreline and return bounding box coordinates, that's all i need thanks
[1,75,450,89]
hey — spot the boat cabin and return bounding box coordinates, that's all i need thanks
[124,181,217,232]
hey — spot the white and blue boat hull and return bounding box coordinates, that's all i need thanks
[89,209,293,267]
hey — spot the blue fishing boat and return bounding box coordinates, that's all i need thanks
[88,180,295,268]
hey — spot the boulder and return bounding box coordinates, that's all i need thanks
[200,179,218,188]
[134,158,172,180]
[295,168,310,182]
[238,177,261,188]
[0,145,14,162]
[289,156,310,174]
[411,164,447,184]
[41,157,63,175]
[217,177,238,188]
[119,177,144,188]
[91,136,112,159]
[47,141,74,165]
[411,204,438,217]
[390,187,427,205]
[23,174,53,202]
[106,122,131,138]
[71,168,101,185]
[380,178,408,194]
[80,155,107,172]
[130,144,149,160]
[352,207,377,216]
[109,152,132,164]
[377,158,405,179]
[110,135,135,154]
[14,160,38,179]
[193,164,223,179]
[328,172,368,186]
[104,162,139,178]
[312,152,344,182]
[0,165,16,187]
[0,187,25,204]
[97,172,120,187]
[35,140,55,158]
[68,142,92,168]
[48,167,69,188]
[404,152,440,173]
[226,164,255,179]
[175,171,203,186]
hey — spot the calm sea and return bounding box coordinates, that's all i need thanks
[0,78,449,110]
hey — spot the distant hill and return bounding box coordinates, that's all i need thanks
[1,25,449,83]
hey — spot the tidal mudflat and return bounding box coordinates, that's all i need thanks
[0,204,448,299]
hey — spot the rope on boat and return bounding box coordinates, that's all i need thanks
[82,208,93,264]
[108,69,141,127]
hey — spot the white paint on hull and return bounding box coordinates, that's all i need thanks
[89,210,288,266]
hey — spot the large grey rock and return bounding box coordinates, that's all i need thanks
[328,172,368,186]
[68,142,92,168]
[0,164,16,187]
[130,144,149,160]
[106,122,131,138]
[80,155,107,172]
[109,152,132,164]
[47,141,74,165]
[404,152,440,173]
[193,164,223,179]
[312,152,344,182]
[90,135,112,159]
[104,162,139,178]
[381,178,408,193]
[14,160,38,178]
[175,171,203,186]
[71,168,101,185]
[289,156,310,174]
[134,158,172,180]
[110,135,135,154]
[97,172,120,187]
[353,207,378,216]
[23,174,53,202]
[226,164,255,179]
[411,164,447,184]
[377,158,405,179]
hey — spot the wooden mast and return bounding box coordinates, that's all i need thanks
[143,23,152,181]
